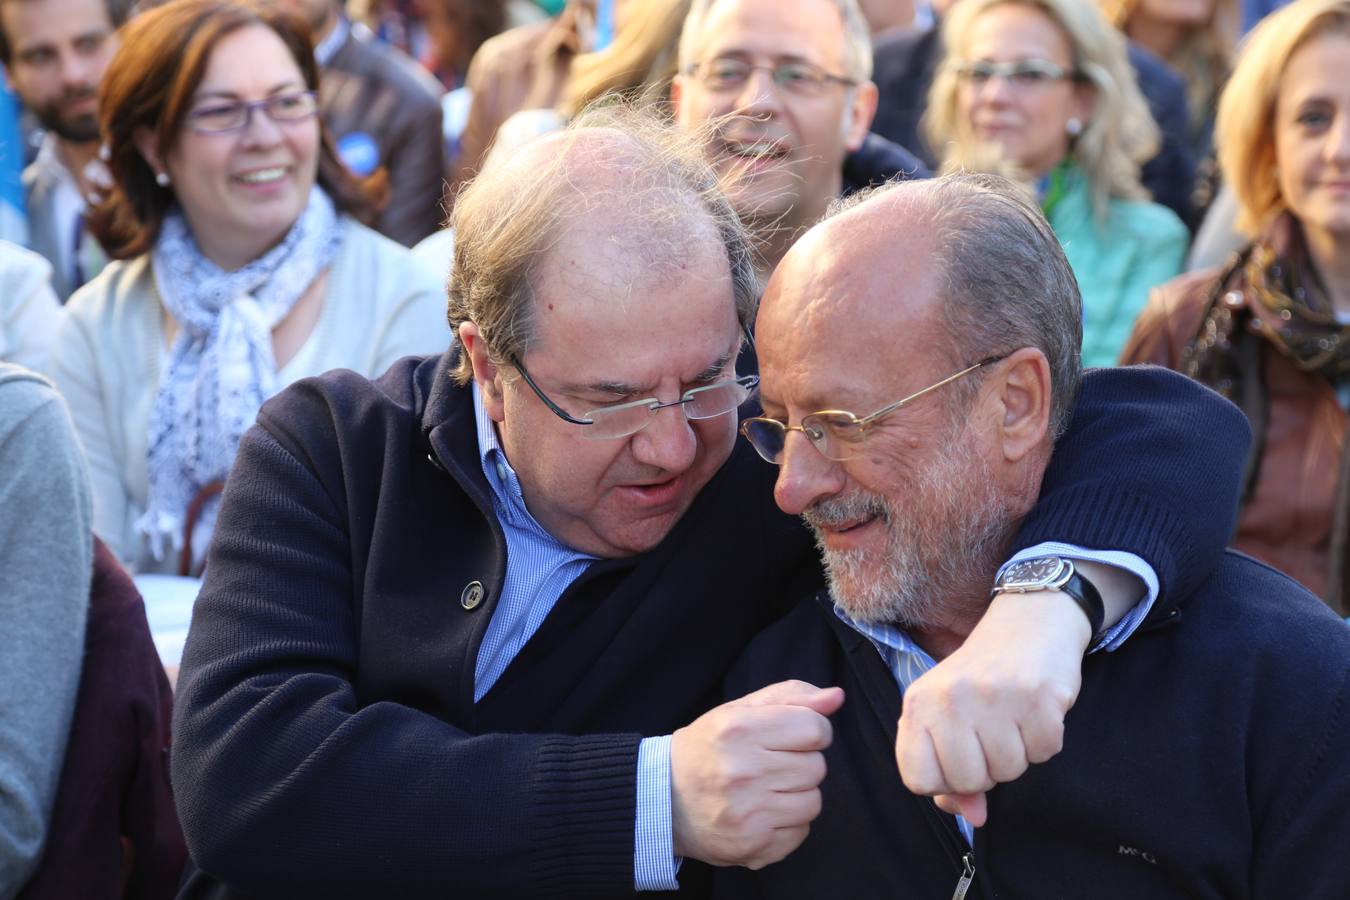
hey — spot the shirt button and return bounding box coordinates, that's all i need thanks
[495,462,507,481]
[461,581,485,611]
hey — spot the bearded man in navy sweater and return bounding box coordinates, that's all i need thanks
[170,108,1249,899]
[717,172,1350,899]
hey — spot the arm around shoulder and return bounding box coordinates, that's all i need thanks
[1014,365,1249,614]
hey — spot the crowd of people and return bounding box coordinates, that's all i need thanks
[1,0,1349,897]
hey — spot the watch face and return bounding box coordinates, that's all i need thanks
[1001,556,1069,590]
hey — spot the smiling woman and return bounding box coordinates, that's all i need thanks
[1121,0,1350,611]
[50,0,453,576]
[924,0,1190,367]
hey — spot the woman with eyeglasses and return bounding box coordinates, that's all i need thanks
[51,0,451,577]
[924,0,1189,367]
[1122,0,1350,612]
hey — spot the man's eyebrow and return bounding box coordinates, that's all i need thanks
[564,351,737,398]
[692,351,735,384]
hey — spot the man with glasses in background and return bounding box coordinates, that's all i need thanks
[713,173,1350,898]
[170,109,1243,898]
[671,0,926,278]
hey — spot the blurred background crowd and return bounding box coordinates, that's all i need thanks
[1,0,1348,894]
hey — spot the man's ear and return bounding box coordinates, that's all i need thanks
[131,127,166,179]
[989,347,1052,463]
[843,80,879,152]
[457,321,506,422]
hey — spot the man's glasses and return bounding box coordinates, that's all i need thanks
[739,355,1007,464]
[185,90,319,135]
[954,59,1079,90]
[685,57,858,96]
[511,357,760,441]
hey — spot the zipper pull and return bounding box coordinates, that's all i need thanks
[950,851,975,900]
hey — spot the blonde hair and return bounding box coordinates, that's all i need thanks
[1103,0,1238,142]
[447,103,758,385]
[560,0,692,117]
[926,0,1159,222]
[1216,0,1350,237]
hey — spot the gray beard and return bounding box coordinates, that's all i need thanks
[803,428,1012,630]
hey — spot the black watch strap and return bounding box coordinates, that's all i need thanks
[1057,569,1106,638]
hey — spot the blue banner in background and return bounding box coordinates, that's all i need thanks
[594,0,616,51]
[0,74,28,245]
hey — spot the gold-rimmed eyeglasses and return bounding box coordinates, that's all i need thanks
[739,354,1008,463]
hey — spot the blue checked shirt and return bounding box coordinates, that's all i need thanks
[837,545,1158,846]
[470,385,679,891]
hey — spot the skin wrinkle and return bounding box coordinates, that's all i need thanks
[761,180,1056,639]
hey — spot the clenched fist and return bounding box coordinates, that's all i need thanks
[670,680,844,869]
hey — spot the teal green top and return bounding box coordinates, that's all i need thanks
[1042,164,1189,367]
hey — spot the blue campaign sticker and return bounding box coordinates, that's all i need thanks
[337,132,380,176]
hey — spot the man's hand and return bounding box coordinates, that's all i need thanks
[895,589,1093,826]
[671,680,844,869]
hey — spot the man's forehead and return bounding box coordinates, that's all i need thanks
[691,0,847,65]
[758,214,946,396]
[525,207,740,376]
[5,0,112,36]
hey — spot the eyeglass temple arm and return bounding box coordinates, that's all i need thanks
[511,358,594,425]
[855,354,1009,428]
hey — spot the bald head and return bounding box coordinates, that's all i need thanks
[759,173,1083,439]
[447,106,758,385]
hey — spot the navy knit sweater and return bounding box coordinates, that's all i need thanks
[171,357,1248,898]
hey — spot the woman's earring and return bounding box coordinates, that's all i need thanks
[1066,117,1084,137]
[155,171,171,187]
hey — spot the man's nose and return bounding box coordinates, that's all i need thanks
[630,406,698,474]
[773,431,846,517]
[734,66,785,116]
[59,49,98,92]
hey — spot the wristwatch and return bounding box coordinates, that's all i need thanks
[992,556,1105,638]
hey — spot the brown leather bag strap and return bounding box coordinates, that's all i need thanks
[178,481,226,578]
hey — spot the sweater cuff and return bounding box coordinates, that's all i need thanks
[1012,482,1195,621]
[528,734,642,893]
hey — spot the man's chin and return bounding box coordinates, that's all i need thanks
[40,114,100,145]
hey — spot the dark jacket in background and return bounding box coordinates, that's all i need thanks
[321,26,447,246]
[842,132,931,194]
[870,26,1197,227]
[19,539,185,900]
[171,358,1240,899]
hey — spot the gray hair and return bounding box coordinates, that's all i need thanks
[677,0,873,83]
[446,102,759,385]
[827,173,1083,439]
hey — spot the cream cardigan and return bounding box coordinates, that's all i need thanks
[51,218,452,573]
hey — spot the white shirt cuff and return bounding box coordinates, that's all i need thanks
[634,734,680,891]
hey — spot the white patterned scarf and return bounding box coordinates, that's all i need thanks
[139,186,343,560]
